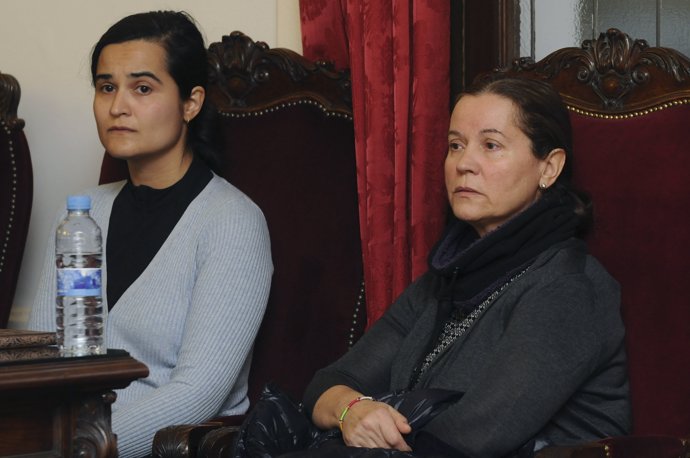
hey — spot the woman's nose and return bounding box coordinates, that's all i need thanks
[109,91,130,116]
[454,146,478,174]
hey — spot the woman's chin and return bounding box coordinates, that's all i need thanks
[104,149,136,161]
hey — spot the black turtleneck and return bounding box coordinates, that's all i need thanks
[106,158,213,309]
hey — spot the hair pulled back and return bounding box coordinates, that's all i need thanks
[91,10,220,172]
[460,75,593,236]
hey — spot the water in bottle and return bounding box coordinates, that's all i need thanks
[56,195,106,356]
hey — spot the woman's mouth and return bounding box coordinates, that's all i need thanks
[454,186,479,194]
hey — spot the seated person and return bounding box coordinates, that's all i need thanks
[237,76,631,458]
[28,11,273,458]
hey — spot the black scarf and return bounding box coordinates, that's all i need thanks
[410,189,580,387]
[429,188,580,307]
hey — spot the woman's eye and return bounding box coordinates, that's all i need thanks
[100,84,115,94]
[485,141,500,151]
[136,85,152,95]
[448,141,463,152]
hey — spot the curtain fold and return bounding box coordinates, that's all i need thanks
[300,0,450,326]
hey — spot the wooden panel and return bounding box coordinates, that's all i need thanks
[0,349,148,457]
[0,396,66,456]
[453,0,520,92]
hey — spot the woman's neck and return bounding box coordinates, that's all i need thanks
[127,151,194,189]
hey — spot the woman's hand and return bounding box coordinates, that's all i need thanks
[341,398,412,451]
[312,385,412,452]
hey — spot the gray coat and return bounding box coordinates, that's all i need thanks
[304,239,631,457]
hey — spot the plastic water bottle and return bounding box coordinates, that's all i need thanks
[55,195,105,356]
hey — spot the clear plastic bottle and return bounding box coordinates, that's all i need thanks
[55,195,105,356]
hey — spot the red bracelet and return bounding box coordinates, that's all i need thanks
[338,396,374,431]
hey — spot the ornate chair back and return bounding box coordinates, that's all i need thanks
[0,71,33,328]
[492,28,690,456]
[99,32,364,405]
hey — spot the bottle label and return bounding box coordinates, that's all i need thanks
[57,268,102,296]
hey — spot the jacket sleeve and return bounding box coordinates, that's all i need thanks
[302,273,437,415]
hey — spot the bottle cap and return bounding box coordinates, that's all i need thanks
[66,195,91,210]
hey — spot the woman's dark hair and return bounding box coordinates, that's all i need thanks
[90,10,220,172]
[458,75,593,236]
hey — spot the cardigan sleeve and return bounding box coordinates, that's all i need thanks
[26,209,63,332]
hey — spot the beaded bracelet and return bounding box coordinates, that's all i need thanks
[338,396,374,431]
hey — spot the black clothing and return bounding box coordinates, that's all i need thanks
[106,158,212,309]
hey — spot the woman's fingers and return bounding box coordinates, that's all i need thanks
[389,405,412,435]
[377,417,412,451]
[343,401,412,451]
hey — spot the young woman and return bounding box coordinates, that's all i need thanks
[28,11,273,457]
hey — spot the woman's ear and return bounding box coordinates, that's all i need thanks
[540,148,566,188]
[183,86,205,123]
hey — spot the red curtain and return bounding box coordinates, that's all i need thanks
[299,0,450,325]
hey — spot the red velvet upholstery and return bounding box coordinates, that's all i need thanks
[570,109,690,436]
[490,28,690,457]
[0,71,33,328]
[213,104,362,405]
[96,32,365,457]
[98,153,128,184]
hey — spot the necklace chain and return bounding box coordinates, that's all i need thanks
[415,268,530,381]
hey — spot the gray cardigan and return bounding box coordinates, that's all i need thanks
[29,176,273,458]
[304,239,631,457]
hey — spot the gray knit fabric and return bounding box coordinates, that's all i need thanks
[28,175,273,457]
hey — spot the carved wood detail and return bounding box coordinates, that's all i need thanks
[491,28,690,114]
[207,31,352,117]
[197,426,240,456]
[0,71,24,129]
[0,351,148,457]
[151,423,224,458]
[73,392,118,458]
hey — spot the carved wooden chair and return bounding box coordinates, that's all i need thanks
[0,71,33,328]
[96,32,365,458]
[489,28,690,458]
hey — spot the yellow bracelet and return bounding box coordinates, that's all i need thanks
[338,396,374,431]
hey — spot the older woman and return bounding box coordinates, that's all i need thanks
[299,76,631,457]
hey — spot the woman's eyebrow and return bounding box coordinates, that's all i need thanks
[130,71,163,83]
[448,128,506,137]
[480,128,505,137]
[93,71,163,84]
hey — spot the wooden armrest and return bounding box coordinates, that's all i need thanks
[152,422,223,458]
[151,415,245,458]
[535,442,610,458]
[536,435,690,458]
[198,426,242,457]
